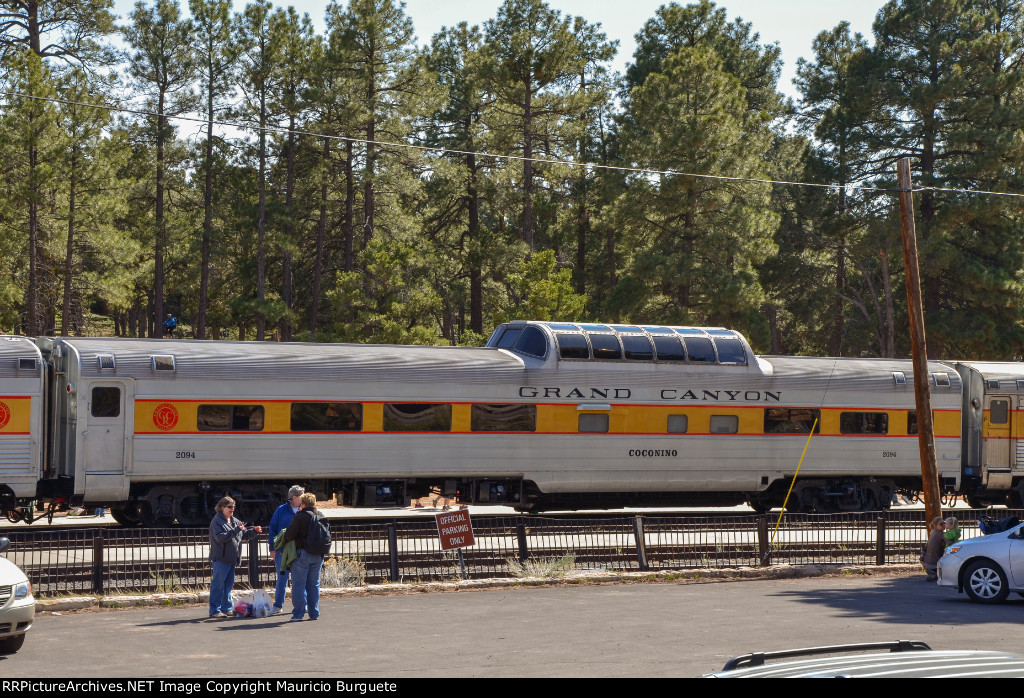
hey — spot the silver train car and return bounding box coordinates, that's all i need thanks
[0,322,1021,525]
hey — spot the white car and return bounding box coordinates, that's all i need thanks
[937,523,1024,603]
[0,536,34,653]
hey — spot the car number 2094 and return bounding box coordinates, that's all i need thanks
[882,450,897,458]
[176,451,197,459]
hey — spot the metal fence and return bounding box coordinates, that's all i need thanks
[3,508,1017,596]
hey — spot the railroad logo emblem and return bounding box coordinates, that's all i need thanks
[153,403,179,431]
[0,401,9,430]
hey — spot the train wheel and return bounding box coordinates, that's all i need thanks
[747,500,770,514]
[861,490,879,512]
[966,495,992,509]
[110,505,141,527]
[5,509,23,524]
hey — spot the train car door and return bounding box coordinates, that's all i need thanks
[983,395,1012,490]
[82,380,134,501]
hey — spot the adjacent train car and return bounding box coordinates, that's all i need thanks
[0,323,1021,525]
[0,337,45,514]
[953,362,1024,507]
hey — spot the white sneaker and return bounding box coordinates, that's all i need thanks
[271,606,282,615]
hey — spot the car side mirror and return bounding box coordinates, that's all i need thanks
[0,537,9,554]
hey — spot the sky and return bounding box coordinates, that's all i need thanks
[111,0,890,101]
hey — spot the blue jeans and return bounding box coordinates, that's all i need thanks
[210,561,235,615]
[274,552,290,609]
[290,550,323,620]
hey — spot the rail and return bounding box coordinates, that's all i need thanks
[3,509,1013,596]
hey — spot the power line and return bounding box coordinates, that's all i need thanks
[3,89,1024,200]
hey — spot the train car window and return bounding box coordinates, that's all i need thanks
[291,402,362,431]
[91,387,120,418]
[667,414,688,433]
[642,326,675,335]
[683,336,716,362]
[198,405,265,431]
[556,333,590,359]
[840,412,888,435]
[713,338,747,365]
[471,404,537,432]
[710,415,739,433]
[588,333,622,359]
[495,328,522,349]
[609,325,642,333]
[578,413,609,433]
[763,408,821,434]
[621,335,654,361]
[383,403,452,432]
[514,326,548,358]
[578,324,611,332]
[990,400,1009,424]
[652,335,686,361]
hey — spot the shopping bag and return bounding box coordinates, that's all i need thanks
[251,589,273,618]
[232,590,255,616]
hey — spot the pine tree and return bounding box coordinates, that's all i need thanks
[189,0,235,340]
[124,0,195,336]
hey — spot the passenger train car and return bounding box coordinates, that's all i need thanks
[0,321,1022,525]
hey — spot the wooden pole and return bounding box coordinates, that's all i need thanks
[896,158,942,526]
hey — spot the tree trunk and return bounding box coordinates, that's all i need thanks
[522,69,534,250]
[310,136,330,335]
[154,93,166,338]
[256,89,267,341]
[363,48,376,250]
[26,127,39,336]
[344,139,354,273]
[61,146,78,336]
[281,113,296,341]
[198,70,215,340]
[467,152,482,335]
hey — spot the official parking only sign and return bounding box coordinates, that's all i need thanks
[435,508,475,550]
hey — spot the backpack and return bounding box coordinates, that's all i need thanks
[305,512,332,555]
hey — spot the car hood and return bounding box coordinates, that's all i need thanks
[950,529,1015,553]
[0,556,29,585]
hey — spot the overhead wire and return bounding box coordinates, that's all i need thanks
[3,89,1024,199]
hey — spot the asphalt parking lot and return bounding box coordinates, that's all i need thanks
[5,570,1024,678]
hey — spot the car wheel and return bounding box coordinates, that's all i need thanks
[0,633,26,654]
[963,560,1010,603]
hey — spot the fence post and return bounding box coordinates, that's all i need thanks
[92,531,104,595]
[247,536,259,587]
[388,523,400,582]
[757,516,770,566]
[516,519,529,562]
[633,515,649,571]
[876,516,886,566]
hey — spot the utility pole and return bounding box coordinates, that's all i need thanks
[896,158,942,526]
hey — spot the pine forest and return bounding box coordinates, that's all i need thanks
[1,0,1022,360]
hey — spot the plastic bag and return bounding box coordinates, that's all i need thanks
[233,591,255,617]
[251,589,273,618]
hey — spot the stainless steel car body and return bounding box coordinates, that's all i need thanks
[0,537,34,654]
[938,522,1024,602]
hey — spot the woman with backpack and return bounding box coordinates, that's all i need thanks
[283,492,331,621]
